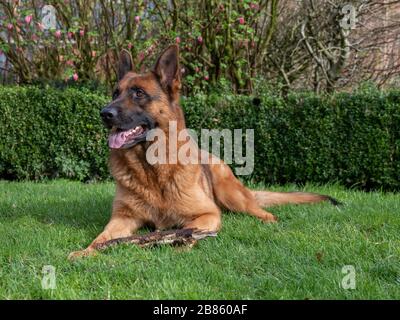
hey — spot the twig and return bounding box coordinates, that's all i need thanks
[94,228,218,250]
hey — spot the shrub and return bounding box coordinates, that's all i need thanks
[0,86,109,181]
[0,1,278,93]
[1,86,399,190]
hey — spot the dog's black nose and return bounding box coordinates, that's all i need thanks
[100,107,118,121]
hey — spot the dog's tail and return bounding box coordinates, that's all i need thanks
[252,191,341,208]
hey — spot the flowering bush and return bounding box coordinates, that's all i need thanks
[2,1,400,93]
[0,0,278,93]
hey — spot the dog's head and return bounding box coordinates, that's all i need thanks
[101,45,183,149]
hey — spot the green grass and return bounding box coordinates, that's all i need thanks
[0,180,399,299]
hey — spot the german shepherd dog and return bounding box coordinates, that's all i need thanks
[68,45,338,259]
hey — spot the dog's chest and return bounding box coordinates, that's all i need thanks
[116,175,192,228]
[112,152,205,228]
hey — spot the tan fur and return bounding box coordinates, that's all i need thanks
[68,45,335,260]
[252,191,332,207]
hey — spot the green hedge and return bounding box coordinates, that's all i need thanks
[0,87,109,181]
[1,86,400,190]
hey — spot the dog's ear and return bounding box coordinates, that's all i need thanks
[118,49,133,81]
[153,45,181,98]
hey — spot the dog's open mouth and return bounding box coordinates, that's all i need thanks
[108,125,149,149]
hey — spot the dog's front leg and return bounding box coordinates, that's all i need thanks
[68,215,142,260]
[184,211,222,233]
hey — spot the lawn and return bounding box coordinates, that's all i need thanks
[0,180,399,299]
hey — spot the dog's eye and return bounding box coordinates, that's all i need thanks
[112,89,120,100]
[132,88,145,99]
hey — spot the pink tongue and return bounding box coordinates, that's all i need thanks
[108,131,128,149]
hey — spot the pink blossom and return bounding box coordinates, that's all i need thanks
[197,36,203,44]
[54,30,62,39]
[195,67,200,73]
[72,73,79,81]
[7,23,13,31]
[127,43,132,49]
[67,32,73,39]
[31,34,39,41]
[138,52,145,62]
[37,22,44,31]
[238,17,245,25]
[250,3,259,10]
[79,29,84,37]
[134,16,140,24]
[66,60,74,66]
[175,37,181,44]
[25,15,33,24]
[91,50,96,58]
[181,67,185,74]
[204,75,209,81]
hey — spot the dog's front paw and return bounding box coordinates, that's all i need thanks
[261,213,278,223]
[68,248,97,261]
